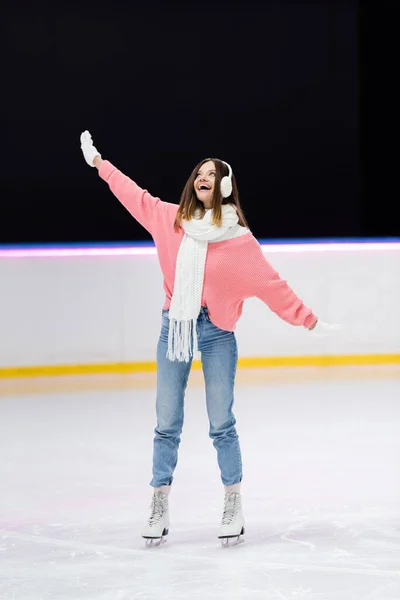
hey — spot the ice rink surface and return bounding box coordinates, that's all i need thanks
[1,366,399,599]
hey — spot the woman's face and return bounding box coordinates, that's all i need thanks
[194,160,216,208]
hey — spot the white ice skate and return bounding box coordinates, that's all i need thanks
[218,491,245,547]
[142,490,169,547]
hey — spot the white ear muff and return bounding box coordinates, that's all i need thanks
[220,161,233,198]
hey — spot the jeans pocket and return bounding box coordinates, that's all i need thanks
[159,310,170,343]
[202,307,211,322]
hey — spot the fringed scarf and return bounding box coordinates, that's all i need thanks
[167,205,239,362]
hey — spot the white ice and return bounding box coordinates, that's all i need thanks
[1,367,400,599]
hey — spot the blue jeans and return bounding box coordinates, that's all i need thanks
[151,307,242,488]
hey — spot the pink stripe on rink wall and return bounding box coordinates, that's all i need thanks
[0,241,400,258]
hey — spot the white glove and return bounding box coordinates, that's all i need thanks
[309,320,341,337]
[80,130,101,167]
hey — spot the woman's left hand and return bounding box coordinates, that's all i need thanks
[309,320,341,336]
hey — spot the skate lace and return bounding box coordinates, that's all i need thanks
[148,493,165,526]
[221,492,240,526]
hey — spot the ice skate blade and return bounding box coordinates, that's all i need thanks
[144,536,167,548]
[143,528,169,548]
[219,527,245,547]
[220,535,244,547]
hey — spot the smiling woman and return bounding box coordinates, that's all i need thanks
[79,130,338,548]
[174,158,249,229]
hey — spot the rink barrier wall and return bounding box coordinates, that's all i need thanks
[1,354,400,379]
[1,238,399,378]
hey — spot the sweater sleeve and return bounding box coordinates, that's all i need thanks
[249,242,317,329]
[99,160,162,235]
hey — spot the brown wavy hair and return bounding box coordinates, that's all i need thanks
[174,158,249,231]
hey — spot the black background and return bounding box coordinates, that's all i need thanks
[2,2,397,244]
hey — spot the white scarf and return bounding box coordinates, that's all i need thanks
[167,204,240,362]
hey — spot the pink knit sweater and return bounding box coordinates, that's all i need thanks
[99,161,317,331]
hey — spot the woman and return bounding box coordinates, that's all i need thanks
[80,130,337,546]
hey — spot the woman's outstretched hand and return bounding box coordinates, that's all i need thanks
[309,320,341,337]
[80,130,102,169]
